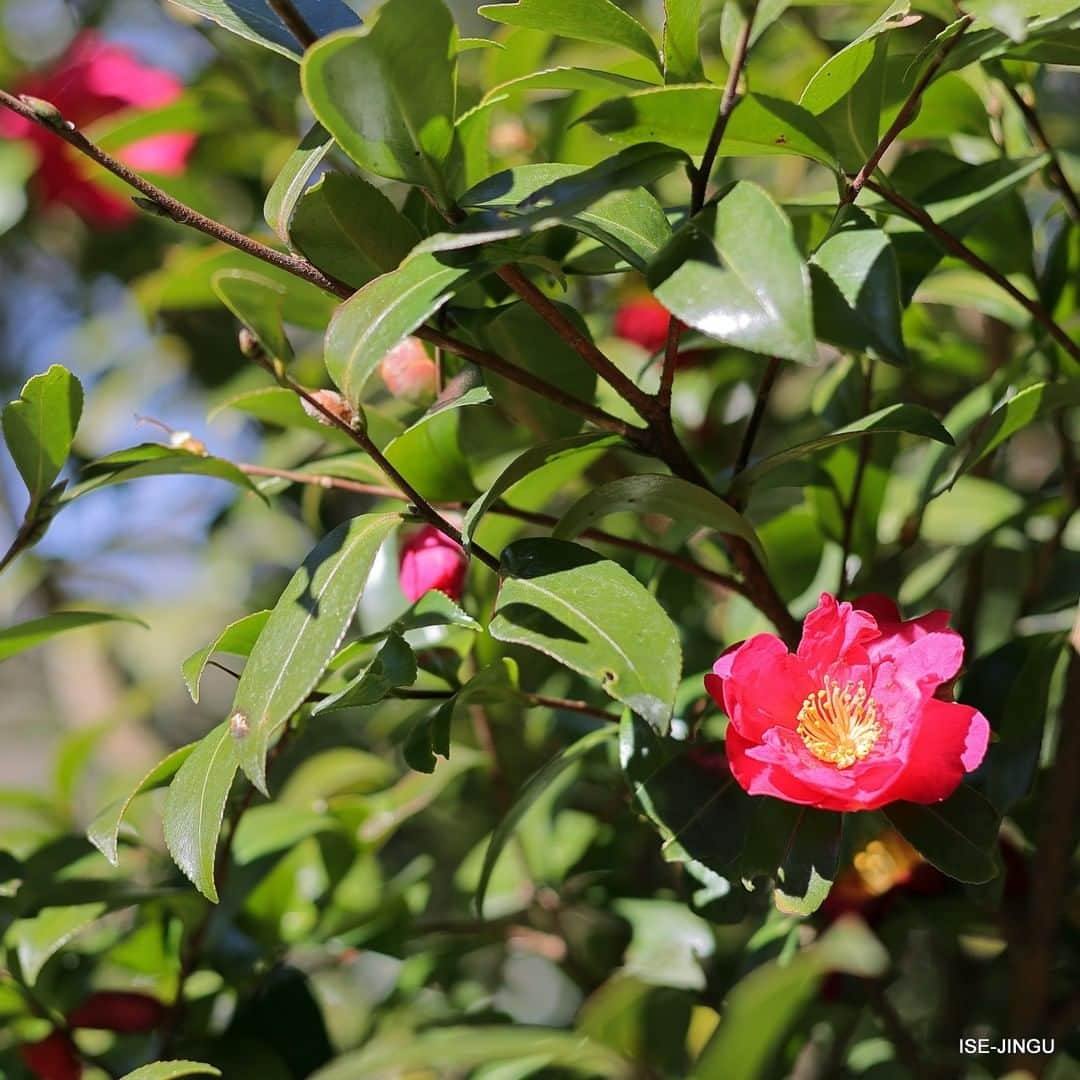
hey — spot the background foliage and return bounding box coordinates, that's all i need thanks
[0,0,1077,1077]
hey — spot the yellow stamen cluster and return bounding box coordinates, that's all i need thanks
[796,676,882,769]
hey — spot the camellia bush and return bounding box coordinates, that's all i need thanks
[0,0,1077,1077]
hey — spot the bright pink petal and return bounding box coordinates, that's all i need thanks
[399,526,468,602]
[798,593,879,674]
[120,133,197,174]
[716,635,815,740]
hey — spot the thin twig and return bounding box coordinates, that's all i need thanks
[838,360,875,597]
[267,0,318,48]
[733,356,782,483]
[237,463,749,596]
[392,686,618,721]
[842,16,973,206]
[866,179,1080,361]
[999,77,1080,223]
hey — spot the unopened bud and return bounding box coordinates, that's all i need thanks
[380,337,437,403]
[132,196,175,220]
[301,388,358,429]
[238,327,264,359]
[19,94,72,129]
[168,430,208,456]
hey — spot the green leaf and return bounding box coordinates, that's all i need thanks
[232,514,402,793]
[799,2,916,172]
[729,404,954,499]
[8,903,106,984]
[87,745,196,865]
[364,590,482,640]
[956,379,1080,475]
[383,386,491,500]
[476,726,615,912]
[720,0,791,61]
[167,0,359,58]
[480,66,657,106]
[324,254,480,407]
[491,539,682,731]
[478,0,662,72]
[810,208,906,364]
[118,1062,221,1080]
[212,269,294,362]
[64,444,261,501]
[649,182,816,363]
[479,303,599,441]
[582,91,836,168]
[2,364,83,512]
[310,1024,630,1080]
[617,898,714,989]
[182,610,271,703]
[690,920,889,1079]
[464,432,623,549]
[290,172,421,289]
[206,387,358,446]
[663,0,704,81]
[312,634,417,713]
[301,0,459,200]
[263,123,333,242]
[556,473,765,564]
[162,723,238,902]
[231,803,331,864]
[884,785,1001,884]
[0,611,146,663]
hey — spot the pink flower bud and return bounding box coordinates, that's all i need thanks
[300,389,357,428]
[399,525,468,602]
[380,338,437,403]
[613,296,672,354]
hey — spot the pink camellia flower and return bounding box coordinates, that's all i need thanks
[399,525,468,603]
[704,593,990,812]
[613,296,672,353]
[0,31,195,226]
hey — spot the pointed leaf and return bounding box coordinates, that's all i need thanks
[649,182,816,363]
[312,634,417,713]
[212,269,293,362]
[182,610,271,703]
[118,1063,221,1080]
[9,903,106,984]
[263,123,333,241]
[0,611,146,664]
[663,0,704,81]
[232,513,402,792]
[491,539,682,731]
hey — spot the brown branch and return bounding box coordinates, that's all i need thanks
[392,686,618,721]
[999,77,1080,223]
[267,0,319,49]
[866,179,1080,362]
[237,463,749,596]
[1009,634,1080,1077]
[732,356,782,483]
[842,16,973,206]
[838,360,875,597]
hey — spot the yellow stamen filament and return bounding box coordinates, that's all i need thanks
[796,676,882,768]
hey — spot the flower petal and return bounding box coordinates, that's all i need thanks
[798,592,879,674]
[714,634,814,739]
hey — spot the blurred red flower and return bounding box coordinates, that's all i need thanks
[1,31,195,226]
[68,990,165,1033]
[399,525,468,602]
[613,296,672,353]
[380,337,438,403]
[705,593,989,812]
[19,1031,80,1080]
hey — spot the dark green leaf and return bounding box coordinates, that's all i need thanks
[118,1061,222,1080]
[8,902,106,984]
[312,634,417,713]
[212,269,294,361]
[182,610,271,703]
[478,0,662,71]
[231,803,332,864]
[492,540,682,731]
[264,123,333,242]
[290,172,421,289]
[301,0,459,200]
[649,182,816,363]
[884,785,1001,884]
[2,364,83,511]
[0,611,146,664]
[663,0,704,81]
[232,513,402,793]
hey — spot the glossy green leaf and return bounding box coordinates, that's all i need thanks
[207,387,357,446]
[649,182,816,363]
[263,123,333,242]
[476,726,615,912]
[617,898,714,990]
[0,611,146,663]
[729,404,953,499]
[810,208,906,364]
[301,0,459,200]
[464,432,623,548]
[799,2,916,172]
[555,473,765,563]
[691,919,889,1079]
[167,0,359,58]
[2,364,83,511]
[480,66,657,106]
[312,634,417,713]
[719,0,791,61]
[479,303,599,441]
[383,386,491,500]
[88,745,196,865]
[311,1024,631,1080]
[884,784,1001,884]
[478,0,662,71]
[182,610,271,703]
[324,254,479,407]
[212,269,294,362]
[162,723,238,901]
[232,514,401,792]
[365,590,482,640]
[582,91,836,167]
[231,803,332,864]
[8,902,106,984]
[663,0,704,81]
[64,445,261,501]
[290,172,421,289]
[491,539,682,731]
[118,1065,220,1080]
